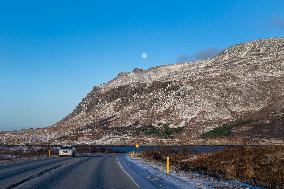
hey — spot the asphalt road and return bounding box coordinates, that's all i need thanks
[0,153,253,189]
[0,154,140,189]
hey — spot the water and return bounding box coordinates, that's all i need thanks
[0,145,228,154]
[107,145,227,153]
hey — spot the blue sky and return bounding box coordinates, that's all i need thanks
[0,0,283,131]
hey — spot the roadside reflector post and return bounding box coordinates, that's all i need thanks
[48,149,51,157]
[166,156,170,174]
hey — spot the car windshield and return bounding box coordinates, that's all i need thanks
[61,146,73,149]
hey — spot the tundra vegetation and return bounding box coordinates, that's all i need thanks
[138,145,284,188]
[0,145,121,162]
[201,120,253,138]
[138,124,184,138]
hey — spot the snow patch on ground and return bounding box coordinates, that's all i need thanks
[126,155,262,189]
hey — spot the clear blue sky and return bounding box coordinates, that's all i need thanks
[0,0,283,131]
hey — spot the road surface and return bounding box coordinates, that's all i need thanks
[0,154,182,189]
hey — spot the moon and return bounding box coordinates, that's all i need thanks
[141,52,148,59]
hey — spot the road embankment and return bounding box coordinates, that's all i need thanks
[137,145,284,188]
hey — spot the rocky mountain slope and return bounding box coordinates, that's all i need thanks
[1,38,284,145]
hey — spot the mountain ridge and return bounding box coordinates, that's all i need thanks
[1,37,283,145]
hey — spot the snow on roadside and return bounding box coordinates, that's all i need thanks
[126,155,262,189]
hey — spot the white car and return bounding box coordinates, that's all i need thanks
[59,145,76,157]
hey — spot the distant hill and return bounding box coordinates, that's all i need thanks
[1,38,283,145]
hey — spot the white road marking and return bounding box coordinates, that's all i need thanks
[116,157,140,189]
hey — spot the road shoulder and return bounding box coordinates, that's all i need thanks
[118,154,260,189]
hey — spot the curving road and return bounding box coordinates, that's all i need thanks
[0,153,254,189]
[0,154,139,189]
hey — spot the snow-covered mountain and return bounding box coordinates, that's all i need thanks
[1,38,284,145]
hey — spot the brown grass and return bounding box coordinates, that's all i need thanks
[0,145,52,161]
[139,146,284,188]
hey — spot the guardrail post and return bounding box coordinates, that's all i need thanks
[166,156,170,174]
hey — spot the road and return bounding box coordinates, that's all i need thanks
[0,154,183,189]
[0,154,141,189]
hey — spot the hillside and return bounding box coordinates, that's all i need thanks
[1,38,284,145]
